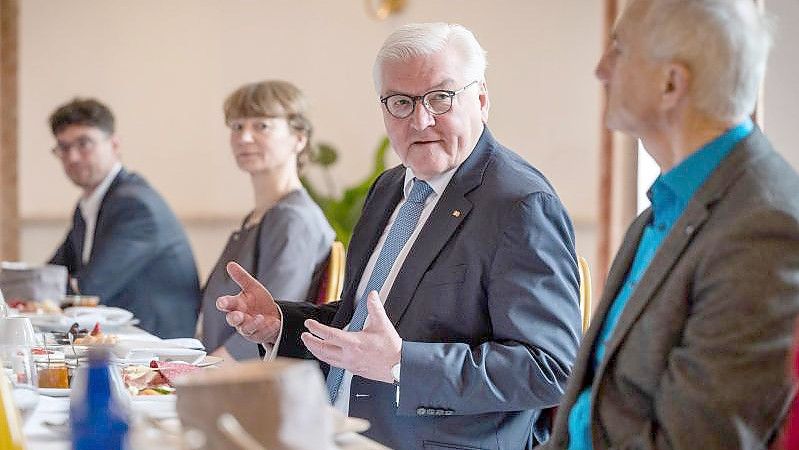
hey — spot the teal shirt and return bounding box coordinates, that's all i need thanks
[566,119,754,450]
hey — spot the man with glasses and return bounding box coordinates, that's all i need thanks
[48,98,201,338]
[218,23,581,449]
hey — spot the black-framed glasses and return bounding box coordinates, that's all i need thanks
[51,136,99,158]
[380,80,478,119]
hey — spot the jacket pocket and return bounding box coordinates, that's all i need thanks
[418,264,468,287]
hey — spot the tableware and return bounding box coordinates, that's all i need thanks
[38,387,71,397]
[61,295,100,308]
[0,317,36,348]
[37,363,70,388]
[1,344,39,424]
[195,356,223,368]
[63,306,134,329]
[0,288,8,318]
[125,348,206,365]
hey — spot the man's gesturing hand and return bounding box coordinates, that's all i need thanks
[215,261,281,345]
[300,291,401,384]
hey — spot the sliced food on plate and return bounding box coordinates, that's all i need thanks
[122,361,202,397]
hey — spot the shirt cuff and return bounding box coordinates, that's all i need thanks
[261,305,285,362]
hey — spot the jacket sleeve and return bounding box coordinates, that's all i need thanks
[398,192,583,415]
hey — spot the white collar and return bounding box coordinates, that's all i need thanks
[402,165,458,200]
[79,162,123,213]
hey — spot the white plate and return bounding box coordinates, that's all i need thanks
[39,387,71,397]
[130,392,177,402]
[195,355,223,367]
[124,348,206,365]
[63,306,135,329]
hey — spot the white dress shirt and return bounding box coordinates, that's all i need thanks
[78,163,122,263]
[264,161,467,415]
[332,166,458,413]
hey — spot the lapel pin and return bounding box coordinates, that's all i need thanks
[452,210,461,218]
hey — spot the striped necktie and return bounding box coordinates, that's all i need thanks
[326,178,434,403]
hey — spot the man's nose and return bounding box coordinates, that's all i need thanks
[595,52,610,83]
[63,146,82,163]
[409,101,435,130]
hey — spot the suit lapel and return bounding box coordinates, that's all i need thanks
[94,168,126,236]
[594,128,770,378]
[334,169,405,325]
[383,129,494,325]
[573,211,650,374]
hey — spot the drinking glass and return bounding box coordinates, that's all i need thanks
[0,317,39,423]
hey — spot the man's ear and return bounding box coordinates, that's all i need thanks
[661,63,690,111]
[479,81,490,123]
[110,134,121,156]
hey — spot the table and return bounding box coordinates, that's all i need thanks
[22,325,390,450]
[24,325,185,450]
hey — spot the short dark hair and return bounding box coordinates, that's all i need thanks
[49,98,115,135]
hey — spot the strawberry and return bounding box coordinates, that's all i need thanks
[90,322,102,336]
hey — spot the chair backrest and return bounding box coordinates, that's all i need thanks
[315,241,345,305]
[578,255,592,333]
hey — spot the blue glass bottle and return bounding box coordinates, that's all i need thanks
[70,349,129,450]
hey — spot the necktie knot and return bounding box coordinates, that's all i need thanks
[407,179,434,204]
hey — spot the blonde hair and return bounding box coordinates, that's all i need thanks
[223,80,313,167]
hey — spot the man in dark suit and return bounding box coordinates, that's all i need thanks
[218,23,582,449]
[49,98,201,338]
[542,1,799,449]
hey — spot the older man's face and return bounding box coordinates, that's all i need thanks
[379,48,488,181]
[595,0,663,138]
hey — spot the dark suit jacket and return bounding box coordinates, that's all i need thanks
[277,128,582,450]
[543,129,799,450]
[50,169,201,338]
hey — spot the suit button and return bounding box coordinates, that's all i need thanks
[416,407,426,416]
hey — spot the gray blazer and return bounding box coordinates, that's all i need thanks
[200,189,334,360]
[277,128,582,450]
[544,129,799,450]
[50,169,201,338]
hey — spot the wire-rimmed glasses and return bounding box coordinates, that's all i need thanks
[380,80,478,119]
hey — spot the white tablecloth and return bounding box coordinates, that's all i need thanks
[24,325,182,450]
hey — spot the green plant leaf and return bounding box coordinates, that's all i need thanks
[301,137,390,247]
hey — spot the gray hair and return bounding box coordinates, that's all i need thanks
[636,0,773,122]
[373,22,487,94]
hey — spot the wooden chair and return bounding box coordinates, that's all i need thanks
[578,255,592,333]
[315,241,345,305]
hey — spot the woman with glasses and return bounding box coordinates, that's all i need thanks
[199,80,334,362]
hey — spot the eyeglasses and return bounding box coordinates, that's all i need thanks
[51,136,99,158]
[227,117,288,136]
[380,81,479,119]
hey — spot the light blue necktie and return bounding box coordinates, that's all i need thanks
[326,178,434,403]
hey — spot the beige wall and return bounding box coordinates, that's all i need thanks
[16,1,799,281]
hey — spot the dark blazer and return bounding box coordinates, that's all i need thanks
[277,128,582,450]
[543,129,799,450]
[50,169,201,338]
